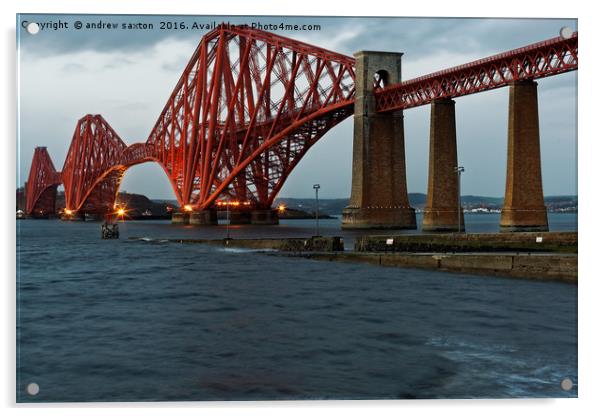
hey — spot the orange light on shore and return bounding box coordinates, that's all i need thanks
[217,200,249,207]
[64,209,73,215]
[183,204,193,212]
[277,204,286,213]
[116,208,126,217]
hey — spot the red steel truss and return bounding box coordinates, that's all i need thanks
[60,115,127,213]
[25,147,62,216]
[24,26,578,215]
[25,25,356,214]
[59,115,158,213]
[146,25,355,210]
[375,32,578,112]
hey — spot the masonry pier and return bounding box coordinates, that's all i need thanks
[228,211,251,225]
[171,212,189,224]
[250,209,279,225]
[422,98,464,232]
[500,80,549,232]
[189,210,218,225]
[342,51,416,229]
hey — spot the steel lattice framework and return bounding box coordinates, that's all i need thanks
[25,147,62,216]
[24,26,578,216]
[146,26,355,210]
[27,25,355,215]
[61,115,127,213]
[59,115,158,213]
[375,32,578,112]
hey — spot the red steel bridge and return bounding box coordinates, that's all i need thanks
[25,25,578,218]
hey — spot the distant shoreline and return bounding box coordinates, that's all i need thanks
[15,189,578,218]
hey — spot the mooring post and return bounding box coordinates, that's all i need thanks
[101,213,119,239]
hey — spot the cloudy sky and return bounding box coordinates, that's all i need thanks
[17,15,577,199]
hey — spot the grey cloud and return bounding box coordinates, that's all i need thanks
[18,14,204,56]
[61,62,85,72]
[335,17,576,57]
[103,57,136,70]
[18,14,577,66]
[100,99,151,112]
[18,15,350,56]
[161,58,189,73]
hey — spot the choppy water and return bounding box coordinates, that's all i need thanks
[16,214,577,402]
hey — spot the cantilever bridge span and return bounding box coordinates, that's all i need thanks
[25,25,578,230]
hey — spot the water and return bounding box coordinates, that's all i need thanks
[16,214,577,402]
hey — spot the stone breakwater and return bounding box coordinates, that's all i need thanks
[355,232,577,253]
[273,251,577,284]
[130,232,577,283]
[132,236,345,252]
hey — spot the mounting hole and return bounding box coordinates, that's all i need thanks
[26,22,40,35]
[560,377,573,391]
[559,27,574,39]
[26,382,40,396]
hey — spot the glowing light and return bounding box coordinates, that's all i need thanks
[116,208,126,216]
[183,204,193,212]
[217,200,248,207]
[277,204,286,213]
[64,209,73,215]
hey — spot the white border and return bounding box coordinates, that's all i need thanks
[3,1,600,415]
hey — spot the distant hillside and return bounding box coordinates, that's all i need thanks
[275,198,349,216]
[275,194,578,215]
[116,193,178,217]
[461,195,503,205]
[16,189,178,218]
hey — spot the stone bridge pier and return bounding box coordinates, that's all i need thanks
[342,51,416,230]
[343,53,550,233]
[500,80,549,232]
[422,98,465,232]
[422,81,549,233]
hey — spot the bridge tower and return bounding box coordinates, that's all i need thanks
[422,98,465,232]
[500,80,549,232]
[342,51,416,229]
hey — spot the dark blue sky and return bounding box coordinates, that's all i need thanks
[17,15,577,199]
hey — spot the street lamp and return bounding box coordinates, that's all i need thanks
[453,166,465,233]
[313,184,321,236]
